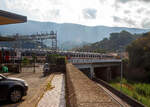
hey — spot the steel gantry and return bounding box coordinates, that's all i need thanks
[10,30,57,51]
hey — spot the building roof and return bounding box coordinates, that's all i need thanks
[0,10,27,41]
[0,10,27,25]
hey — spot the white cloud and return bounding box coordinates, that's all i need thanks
[0,0,150,28]
[82,8,97,19]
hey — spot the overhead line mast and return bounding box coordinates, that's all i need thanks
[11,30,57,51]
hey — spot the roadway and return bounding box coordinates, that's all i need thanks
[0,64,48,107]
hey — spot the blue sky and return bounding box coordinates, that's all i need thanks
[1,0,150,28]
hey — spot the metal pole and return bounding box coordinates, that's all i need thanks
[34,59,35,73]
[34,57,36,73]
[120,53,123,91]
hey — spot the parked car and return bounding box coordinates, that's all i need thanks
[43,63,50,76]
[0,74,28,103]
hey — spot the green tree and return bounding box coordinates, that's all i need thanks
[126,32,150,70]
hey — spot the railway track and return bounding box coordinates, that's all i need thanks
[96,81,129,107]
[94,78,145,107]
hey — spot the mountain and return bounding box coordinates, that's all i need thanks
[74,31,142,52]
[60,41,89,50]
[0,40,47,49]
[0,20,149,49]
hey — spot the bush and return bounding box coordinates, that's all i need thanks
[111,77,127,84]
[110,80,150,107]
[132,92,139,100]
[122,58,129,64]
[46,54,66,65]
[121,87,133,97]
[121,78,127,84]
[139,96,150,107]
[113,76,121,82]
[46,54,59,64]
[135,83,150,97]
[22,57,30,65]
[56,56,67,65]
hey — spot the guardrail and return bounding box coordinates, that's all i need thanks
[69,58,121,64]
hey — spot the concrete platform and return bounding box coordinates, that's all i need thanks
[38,73,66,107]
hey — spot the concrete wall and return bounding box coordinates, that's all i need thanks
[66,63,120,107]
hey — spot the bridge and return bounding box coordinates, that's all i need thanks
[68,58,122,81]
[0,47,122,82]
[14,48,116,59]
[0,47,117,60]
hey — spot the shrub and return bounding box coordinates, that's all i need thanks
[132,92,139,100]
[121,78,127,84]
[22,57,30,65]
[46,54,59,64]
[113,76,121,82]
[135,83,150,97]
[122,58,129,64]
[111,77,127,83]
[46,54,66,65]
[122,87,133,97]
[139,96,150,107]
[56,56,67,65]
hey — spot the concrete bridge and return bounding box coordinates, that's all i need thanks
[69,58,122,81]
[19,48,122,81]
[0,47,122,81]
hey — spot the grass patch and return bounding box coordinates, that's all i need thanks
[46,81,54,91]
[110,78,150,107]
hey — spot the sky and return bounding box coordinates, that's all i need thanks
[1,0,150,28]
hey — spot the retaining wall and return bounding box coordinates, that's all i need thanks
[66,63,120,107]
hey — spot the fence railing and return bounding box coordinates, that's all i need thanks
[68,58,121,64]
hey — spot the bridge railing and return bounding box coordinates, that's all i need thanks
[68,58,121,64]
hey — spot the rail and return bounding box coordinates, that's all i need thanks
[93,78,145,107]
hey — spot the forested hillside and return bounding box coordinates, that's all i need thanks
[75,31,141,52]
[126,32,150,71]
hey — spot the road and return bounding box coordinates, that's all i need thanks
[0,64,48,107]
